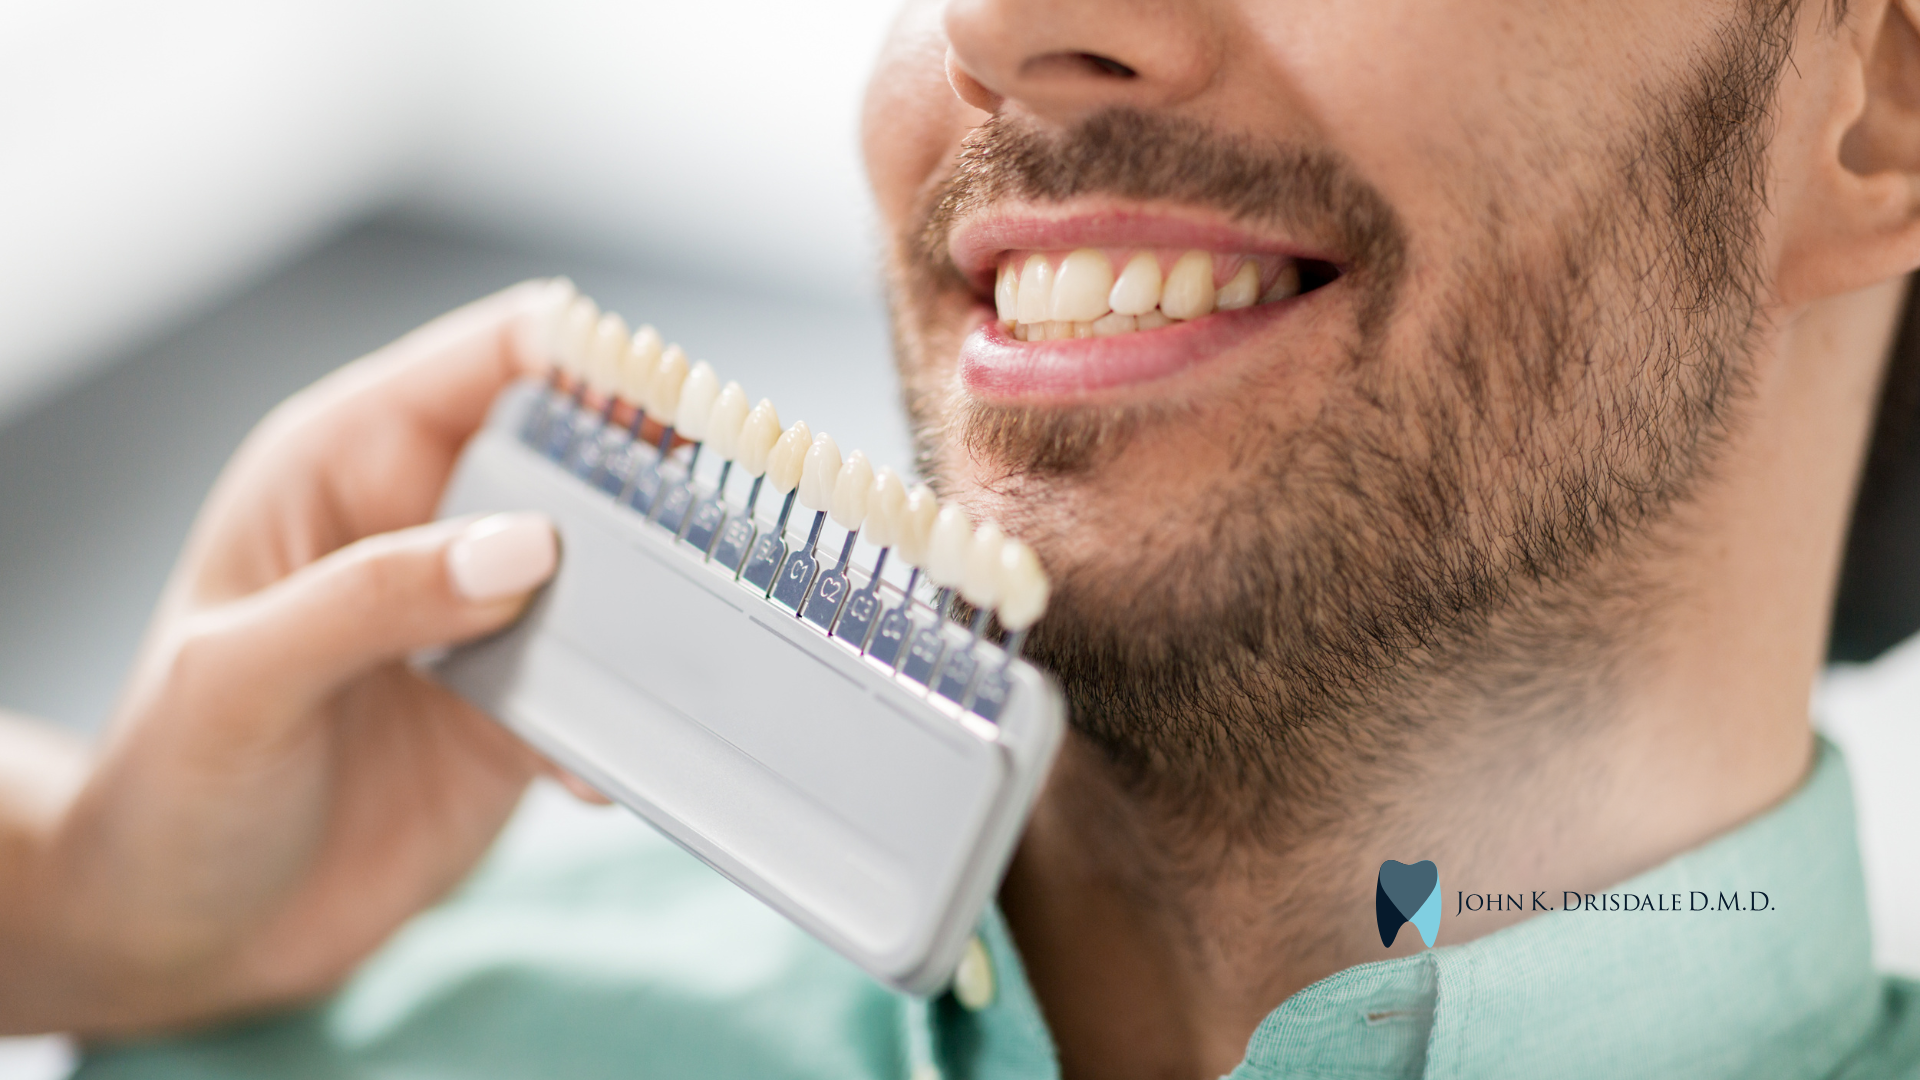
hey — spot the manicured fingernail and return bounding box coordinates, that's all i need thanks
[447,513,558,601]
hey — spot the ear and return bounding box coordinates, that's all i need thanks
[1777,0,1920,305]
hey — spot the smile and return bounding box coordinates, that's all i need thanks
[992,248,1334,340]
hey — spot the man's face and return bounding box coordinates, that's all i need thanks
[866,1,1808,809]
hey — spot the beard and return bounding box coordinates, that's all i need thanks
[887,7,1795,834]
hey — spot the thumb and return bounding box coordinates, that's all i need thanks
[191,513,559,712]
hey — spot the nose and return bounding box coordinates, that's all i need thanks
[943,0,1223,122]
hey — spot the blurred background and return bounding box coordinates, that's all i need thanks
[1,1,1917,1075]
[0,0,910,732]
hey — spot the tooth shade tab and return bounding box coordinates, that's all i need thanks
[706,381,749,460]
[648,345,689,420]
[831,451,874,529]
[674,361,720,438]
[766,420,811,494]
[558,295,599,376]
[995,263,1019,323]
[1015,254,1054,324]
[520,277,576,366]
[1049,248,1114,322]
[628,325,664,388]
[866,468,907,548]
[616,331,653,404]
[961,522,1006,609]
[1108,252,1163,316]
[997,540,1049,631]
[737,399,782,476]
[898,484,939,566]
[928,504,973,588]
[1216,261,1260,310]
[798,433,843,512]
[585,311,629,394]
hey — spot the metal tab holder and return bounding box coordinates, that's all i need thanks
[652,462,701,538]
[831,574,886,652]
[865,593,917,669]
[427,379,1065,995]
[681,491,729,555]
[709,511,759,575]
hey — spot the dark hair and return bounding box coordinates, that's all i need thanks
[1831,275,1920,660]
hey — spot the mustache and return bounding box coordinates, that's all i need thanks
[914,108,1409,324]
[904,108,1413,480]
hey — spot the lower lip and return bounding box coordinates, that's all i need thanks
[958,299,1300,401]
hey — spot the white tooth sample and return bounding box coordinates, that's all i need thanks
[1216,262,1260,310]
[616,329,653,406]
[766,420,812,494]
[674,361,720,439]
[798,433,843,512]
[705,381,749,460]
[1161,250,1217,320]
[865,468,907,548]
[1262,261,1303,303]
[897,484,939,565]
[1073,322,1095,339]
[518,277,577,365]
[1013,323,1031,342]
[830,450,874,529]
[649,345,689,423]
[927,504,974,588]
[1091,312,1136,337]
[1015,254,1054,324]
[630,324,664,371]
[1137,309,1173,331]
[996,539,1050,631]
[1108,252,1163,316]
[737,399,782,476]
[558,295,599,377]
[585,311,630,394]
[1046,321,1074,340]
[994,263,1019,323]
[1049,248,1114,322]
[961,522,1006,609]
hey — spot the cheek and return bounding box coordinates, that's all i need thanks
[863,1,983,232]
[1241,0,1717,250]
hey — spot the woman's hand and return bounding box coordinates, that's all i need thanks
[5,281,573,1036]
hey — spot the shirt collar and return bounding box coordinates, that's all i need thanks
[925,737,1881,1080]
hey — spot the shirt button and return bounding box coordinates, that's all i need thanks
[953,934,995,1011]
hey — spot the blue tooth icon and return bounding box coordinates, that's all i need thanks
[1376,860,1442,948]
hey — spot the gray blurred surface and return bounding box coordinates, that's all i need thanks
[0,217,905,733]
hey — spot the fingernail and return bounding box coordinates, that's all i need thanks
[447,513,558,601]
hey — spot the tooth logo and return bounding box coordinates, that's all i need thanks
[1376,860,1442,948]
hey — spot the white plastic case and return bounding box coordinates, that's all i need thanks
[427,381,1065,994]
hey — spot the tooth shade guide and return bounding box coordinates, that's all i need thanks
[506,293,1055,717]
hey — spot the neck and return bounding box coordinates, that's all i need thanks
[1000,276,1906,1080]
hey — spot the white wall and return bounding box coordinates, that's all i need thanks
[0,0,902,426]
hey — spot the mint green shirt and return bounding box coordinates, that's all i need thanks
[78,739,1920,1078]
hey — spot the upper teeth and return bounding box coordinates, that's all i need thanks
[995,248,1303,340]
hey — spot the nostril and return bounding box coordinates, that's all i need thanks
[1018,51,1141,82]
[1081,53,1138,79]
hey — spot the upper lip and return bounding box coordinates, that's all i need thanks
[945,198,1342,300]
